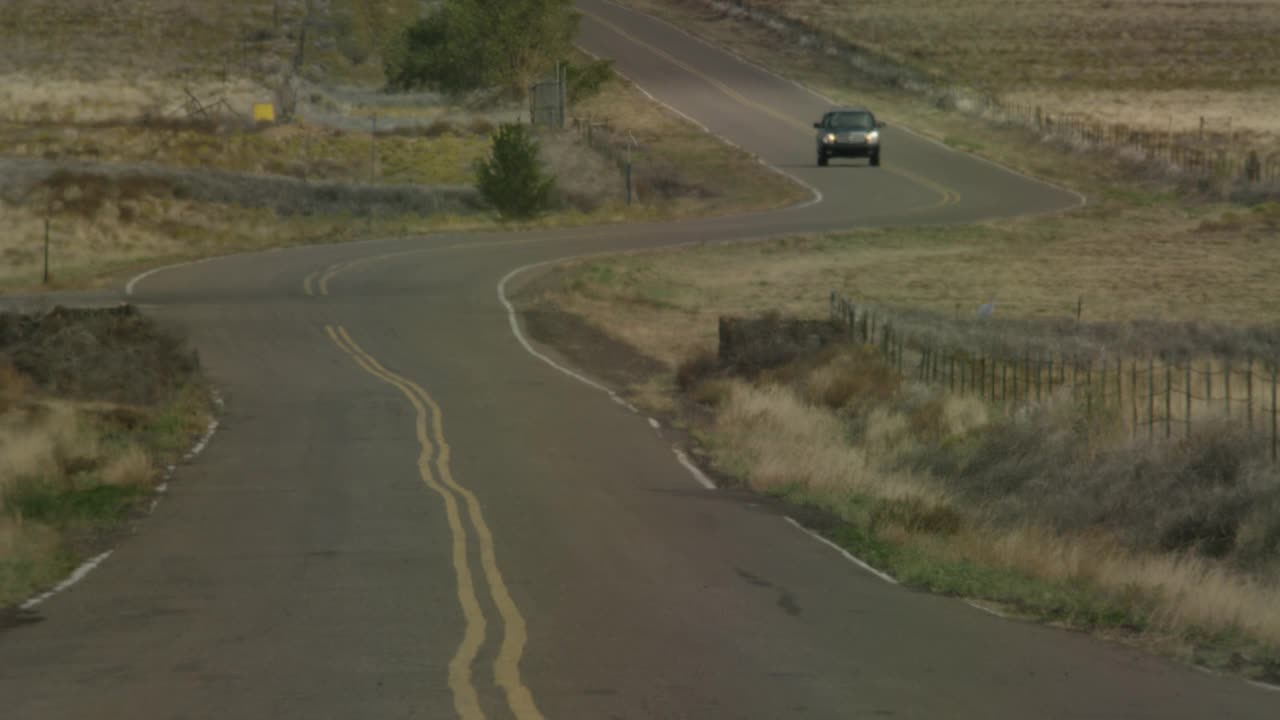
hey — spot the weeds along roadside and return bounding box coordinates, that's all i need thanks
[511,253,1280,683]
[693,318,1280,681]
[0,306,213,610]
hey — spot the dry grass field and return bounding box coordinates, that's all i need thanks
[679,0,1280,143]
[0,1,803,292]
[531,199,1280,369]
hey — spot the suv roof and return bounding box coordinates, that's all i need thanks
[824,107,874,115]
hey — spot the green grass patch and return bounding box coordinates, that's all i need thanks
[6,480,146,526]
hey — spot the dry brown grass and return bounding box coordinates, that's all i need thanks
[936,523,1280,647]
[536,200,1280,374]
[711,365,1280,653]
[100,444,152,487]
[0,403,85,504]
[0,0,296,121]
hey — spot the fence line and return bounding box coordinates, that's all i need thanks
[829,291,1280,460]
[985,99,1279,185]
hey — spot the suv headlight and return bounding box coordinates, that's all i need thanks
[866,130,880,143]
[822,133,836,144]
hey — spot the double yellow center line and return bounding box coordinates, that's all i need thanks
[304,262,349,297]
[581,9,962,210]
[327,326,542,720]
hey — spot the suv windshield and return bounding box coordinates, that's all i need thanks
[826,112,874,131]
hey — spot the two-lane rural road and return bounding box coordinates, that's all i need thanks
[2,1,1275,717]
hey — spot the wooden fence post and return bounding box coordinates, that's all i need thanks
[1101,360,1108,404]
[1116,358,1122,410]
[1272,364,1277,462]
[1131,360,1138,439]
[1011,357,1018,403]
[1247,356,1254,431]
[1225,357,1232,419]
[1206,359,1212,407]
[1148,356,1155,440]
[1185,361,1192,437]
[1035,353,1042,403]
[1165,359,1173,439]
[1086,359,1094,416]
[1001,360,1008,404]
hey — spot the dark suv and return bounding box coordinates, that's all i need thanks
[814,108,884,167]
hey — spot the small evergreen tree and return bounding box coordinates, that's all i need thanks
[475,124,555,219]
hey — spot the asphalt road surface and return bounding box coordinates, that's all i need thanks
[2,1,1276,718]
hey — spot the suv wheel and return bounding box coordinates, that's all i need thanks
[817,152,829,167]
[869,153,881,167]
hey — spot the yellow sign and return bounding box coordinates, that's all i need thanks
[252,103,276,123]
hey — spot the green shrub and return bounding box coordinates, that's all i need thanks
[475,124,555,219]
[567,59,615,103]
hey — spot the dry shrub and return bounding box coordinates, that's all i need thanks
[871,495,965,536]
[101,444,151,487]
[690,377,734,408]
[801,345,900,410]
[913,392,1280,571]
[0,356,30,411]
[947,524,1280,646]
[539,131,624,212]
[0,403,87,503]
[718,313,842,376]
[468,118,495,136]
[38,170,177,218]
[424,119,456,137]
[713,380,942,505]
[633,170,714,202]
[676,348,720,391]
[1,305,199,406]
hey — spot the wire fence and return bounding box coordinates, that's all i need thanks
[830,291,1280,461]
[570,114,639,205]
[984,100,1280,185]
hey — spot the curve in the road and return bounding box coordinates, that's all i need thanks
[4,2,1276,719]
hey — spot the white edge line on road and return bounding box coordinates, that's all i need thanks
[498,261,637,414]
[648,417,661,429]
[784,516,898,585]
[966,600,1006,618]
[19,389,223,611]
[125,257,217,296]
[673,448,716,490]
[576,44,824,212]
[19,551,113,610]
[183,417,221,461]
[595,0,1086,212]
[1247,680,1280,693]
